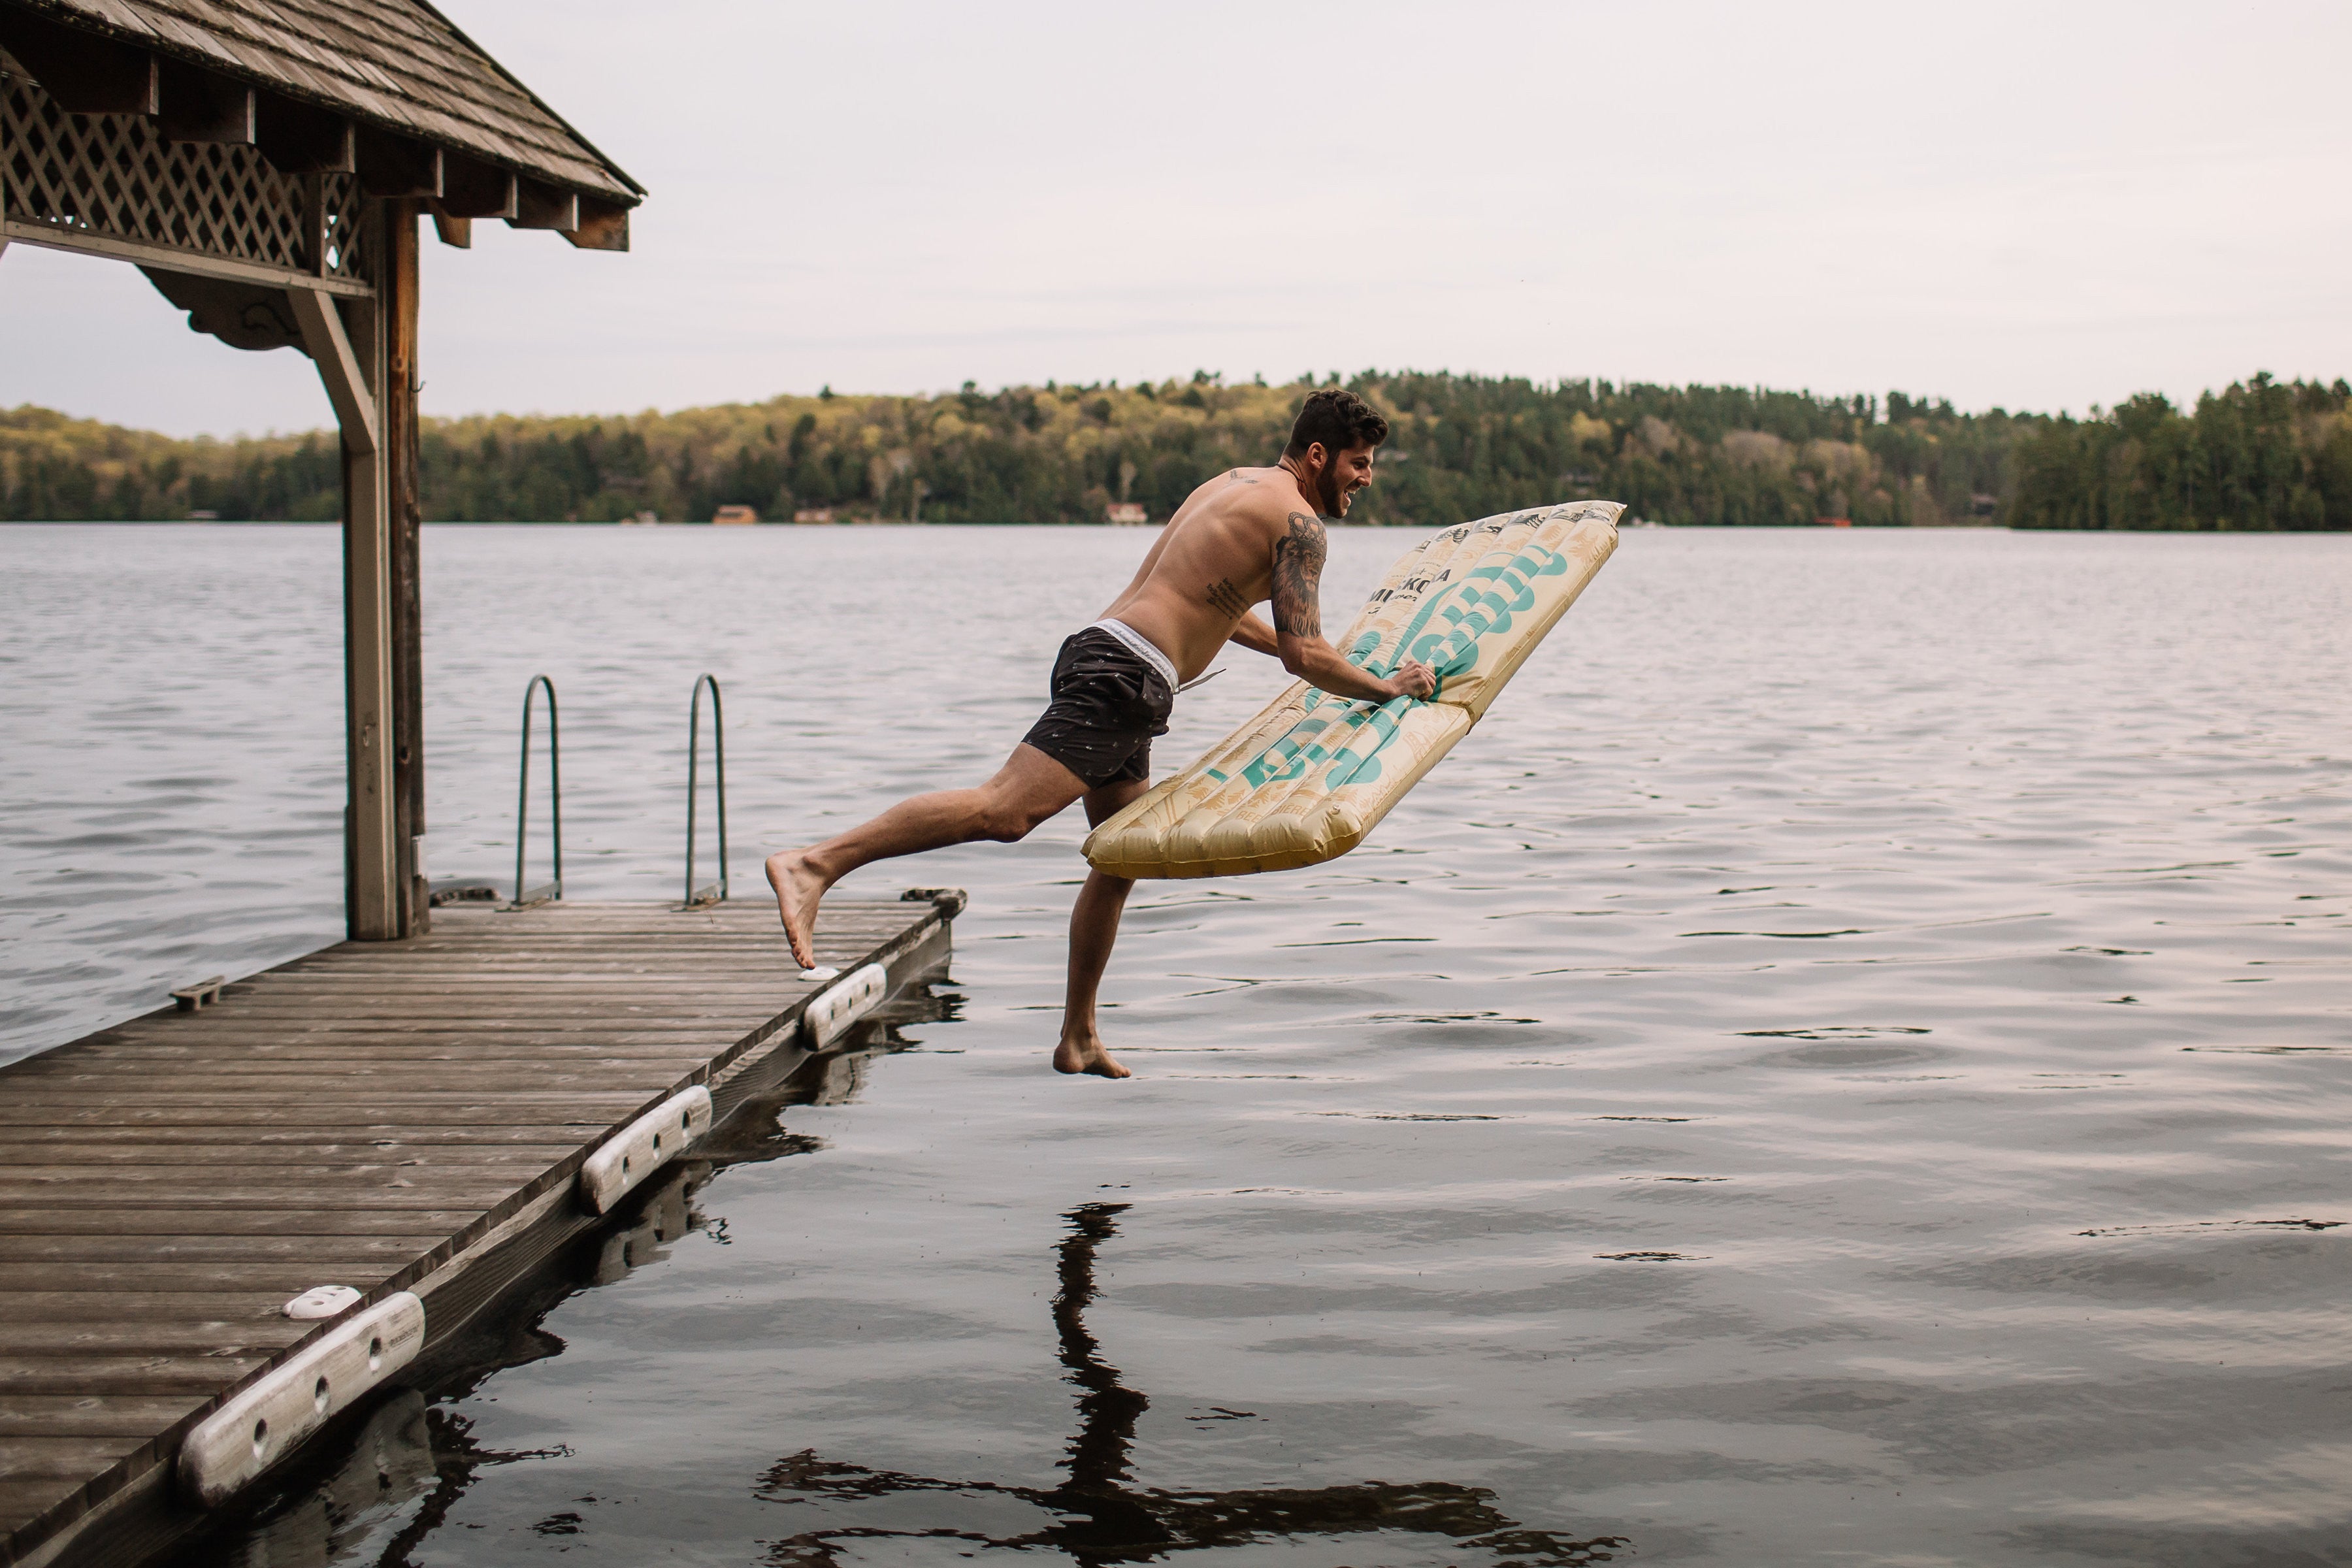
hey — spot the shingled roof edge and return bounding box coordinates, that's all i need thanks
[3,0,645,201]
[404,0,644,199]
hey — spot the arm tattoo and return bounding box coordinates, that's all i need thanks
[1271,512,1327,640]
[1205,577,1249,618]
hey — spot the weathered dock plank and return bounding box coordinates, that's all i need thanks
[0,893,957,1568]
[0,1361,277,1398]
[0,1143,583,1166]
[0,1103,639,1128]
[0,1209,489,1237]
[0,1236,451,1264]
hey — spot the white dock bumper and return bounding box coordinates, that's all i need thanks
[180,1291,426,1507]
[804,962,887,1047]
[578,1085,713,1215]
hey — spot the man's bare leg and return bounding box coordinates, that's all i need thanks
[1054,776,1149,1078]
[766,744,1086,970]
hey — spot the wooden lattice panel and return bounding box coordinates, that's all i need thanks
[2,70,370,286]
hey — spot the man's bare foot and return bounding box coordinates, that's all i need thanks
[1054,1032,1132,1079]
[764,849,826,970]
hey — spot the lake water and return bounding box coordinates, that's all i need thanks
[3,523,2349,1566]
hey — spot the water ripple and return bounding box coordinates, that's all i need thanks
[8,523,2351,1565]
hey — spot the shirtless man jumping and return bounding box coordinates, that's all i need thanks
[765,388,1436,1078]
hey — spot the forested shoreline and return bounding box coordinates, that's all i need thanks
[5,370,2347,530]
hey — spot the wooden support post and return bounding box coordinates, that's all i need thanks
[385,203,427,936]
[286,287,378,449]
[288,243,395,940]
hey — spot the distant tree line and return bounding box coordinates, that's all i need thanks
[5,370,2347,529]
[0,412,344,523]
[2004,373,2352,531]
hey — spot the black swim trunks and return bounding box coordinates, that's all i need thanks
[1022,627,1175,788]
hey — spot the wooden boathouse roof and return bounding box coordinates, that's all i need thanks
[5,0,640,208]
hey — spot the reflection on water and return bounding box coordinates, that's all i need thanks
[214,1390,570,1568]
[200,1011,1627,1568]
[753,1203,1624,1567]
[222,1392,437,1567]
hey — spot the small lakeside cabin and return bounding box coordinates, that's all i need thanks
[1105,500,1147,524]
[711,503,759,524]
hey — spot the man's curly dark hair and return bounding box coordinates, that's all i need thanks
[1284,387,1390,460]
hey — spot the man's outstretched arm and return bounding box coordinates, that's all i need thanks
[1270,512,1435,703]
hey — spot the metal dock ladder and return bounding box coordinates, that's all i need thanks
[683,673,727,907]
[510,673,562,908]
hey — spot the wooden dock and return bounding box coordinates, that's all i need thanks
[0,892,960,1568]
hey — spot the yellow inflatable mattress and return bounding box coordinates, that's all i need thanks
[1083,499,1622,879]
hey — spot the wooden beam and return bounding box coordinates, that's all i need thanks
[353,247,398,944]
[289,230,401,942]
[510,180,577,232]
[155,60,254,145]
[354,127,442,199]
[562,199,630,253]
[385,204,427,938]
[286,289,378,455]
[0,10,157,115]
[253,93,353,174]
[1,219,372,299]
[437,155,516,220]
[430,211,472,250]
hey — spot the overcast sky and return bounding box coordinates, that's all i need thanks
[3,0,2346,437]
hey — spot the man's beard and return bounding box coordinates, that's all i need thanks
[1317,464,1346,515]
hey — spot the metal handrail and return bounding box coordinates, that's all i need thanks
[683,673,727,907]
[511,674,561,908]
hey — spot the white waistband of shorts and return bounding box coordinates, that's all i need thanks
[1087,618,1179,690]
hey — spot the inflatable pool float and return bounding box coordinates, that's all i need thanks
[1083,499,1622,879]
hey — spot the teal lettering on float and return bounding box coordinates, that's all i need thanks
[1207,693,1413,790]
[1202,523,1569,793]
